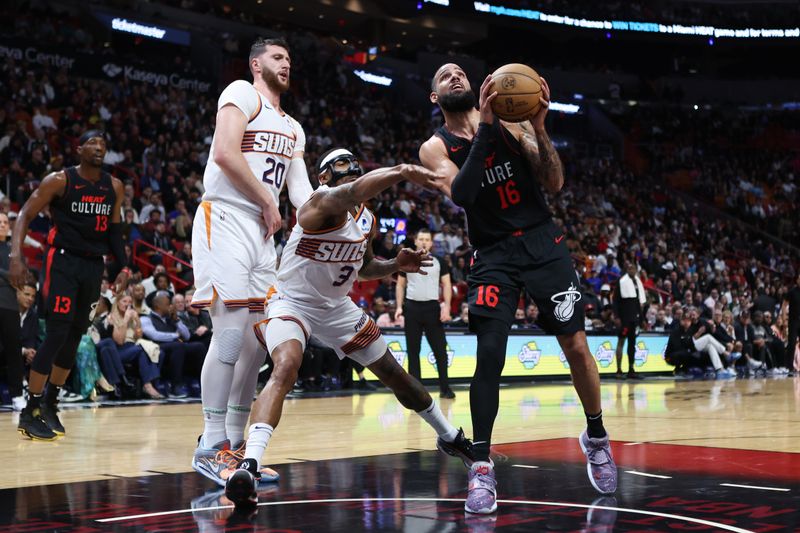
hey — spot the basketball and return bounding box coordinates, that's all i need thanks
[490,63,542,122]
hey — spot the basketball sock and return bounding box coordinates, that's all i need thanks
[416,400,459,442]
[244,423,274,470]
[201,408,228,448]
[44,384,60,406]
[585,411,607,439]
[28,393,42,410]
[226,404,251,446]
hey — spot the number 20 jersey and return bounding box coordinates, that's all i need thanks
[276,193,375,309]
[435,120,551,249]
[202,80,305,217]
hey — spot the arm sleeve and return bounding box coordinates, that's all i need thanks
[108,223,127,272]
[286,156,313,208]
[290,117,306,155]
[218,80,260,120]
[450,123,492,207]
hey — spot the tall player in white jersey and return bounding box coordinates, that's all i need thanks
[223,149,477,507]
[190,37,314,485]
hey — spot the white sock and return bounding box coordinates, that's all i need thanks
[201,408,227,448]
[226,404,251,446]
[244,423,274,469]
[416,400,459,442]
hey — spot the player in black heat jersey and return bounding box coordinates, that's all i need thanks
[9,130,129,441]
[420,64,617,513]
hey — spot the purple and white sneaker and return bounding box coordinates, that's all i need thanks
[579,431,618,494]
[465,461,497,514]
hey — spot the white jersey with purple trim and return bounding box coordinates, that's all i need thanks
[276,189,375,308]
[202,80,306,217]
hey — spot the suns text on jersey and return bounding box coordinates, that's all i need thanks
[295,237,368,263]
[241,131,295,157]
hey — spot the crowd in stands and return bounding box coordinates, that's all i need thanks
[1,4,799,406]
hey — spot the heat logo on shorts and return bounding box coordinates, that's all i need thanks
[550,283,582,322]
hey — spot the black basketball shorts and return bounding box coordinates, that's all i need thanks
[41,248,104,329]
[466,221,584,335]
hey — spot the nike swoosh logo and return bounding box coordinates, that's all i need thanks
[555,235,566,244]
[75,185,87,190]
[450,145,464,152]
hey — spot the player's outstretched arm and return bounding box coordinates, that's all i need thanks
[359,235,433,281]
[8,172,66,287]
[298,164,441,232]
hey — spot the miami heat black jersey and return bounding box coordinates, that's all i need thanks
[47,166,116,256]
[435,121,552,248]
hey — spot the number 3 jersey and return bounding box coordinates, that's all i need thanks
[434,120,551,249]
[202,80,305,217]
[276,192,375,309]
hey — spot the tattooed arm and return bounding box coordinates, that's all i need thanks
[510,76,565,193]
[359,232,433,281]
[297,164,441,233]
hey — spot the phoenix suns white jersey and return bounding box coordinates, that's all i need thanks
[202,80,305,217]
[276,191,375,308]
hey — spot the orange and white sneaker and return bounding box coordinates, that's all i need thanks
[230,440,280,483]
[192,437,238,486]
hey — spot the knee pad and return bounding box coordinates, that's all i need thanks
[216,328,244,365]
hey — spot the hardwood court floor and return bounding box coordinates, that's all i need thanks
[3,377,798,491]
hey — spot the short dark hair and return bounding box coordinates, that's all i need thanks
[23,281,37,291]
[249,37,290,62]
[416,228,432,238]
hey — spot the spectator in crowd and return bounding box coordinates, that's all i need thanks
[762,311,789,374]
[0,211,25,410]
[448,302,470,328]
[664,313,701,373]
[142,266,174,297]
[146,272,174,303]
[376,300,404,328]
[177,290,212,351]
[130,283,151,316]
[782,274,800,370]
[19,281,39,369]
[96,292,163,399]
[687,308,736,378]
[372,277,394,303]
[141,292,205,398]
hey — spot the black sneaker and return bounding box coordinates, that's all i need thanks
[439,387,456,399]
[225,458,259,510]
[357,378,377,391]
[627,371,644,380]
[18,406,58,441]
[40,402,65,436]
[437,427,476,467]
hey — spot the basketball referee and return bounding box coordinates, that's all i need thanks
[395,229,455,398]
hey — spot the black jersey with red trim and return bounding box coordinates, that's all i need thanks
[47,166,116,256]
[435,120,552,248]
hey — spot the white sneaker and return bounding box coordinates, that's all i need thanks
[11,396,26,411]
[58,389,84,402]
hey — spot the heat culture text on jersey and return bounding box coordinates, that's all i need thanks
[482,152,513,187]
[241,130,295,157]
[295,237,368,263]
[72,196,113,215]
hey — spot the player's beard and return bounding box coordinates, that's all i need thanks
[438,89,476,112]
[261,66,289,93]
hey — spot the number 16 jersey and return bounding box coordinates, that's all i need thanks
[435,120,551,249]
[276,192,375,309]
[202,80,305,217]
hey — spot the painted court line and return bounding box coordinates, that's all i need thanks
[511,464,539,469]
[720,483,790,492]
[623,442,643,446]
[96,497,755,531]
[625,470,672,479]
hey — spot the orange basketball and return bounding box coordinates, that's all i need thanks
[490,63,542,122]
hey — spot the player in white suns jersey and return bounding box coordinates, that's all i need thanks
[222,148,477,508]
[191,37,314,486]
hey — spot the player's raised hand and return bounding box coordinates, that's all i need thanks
[530,76,551,132]
[261,201,282,239]
[479,75,498,125]
[401,164,446,191]
[396,248,433,274]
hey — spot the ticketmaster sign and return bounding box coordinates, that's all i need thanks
[94,11,191,46]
